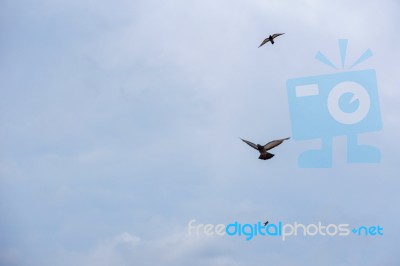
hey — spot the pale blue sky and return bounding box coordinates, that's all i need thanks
[1,0,399,265]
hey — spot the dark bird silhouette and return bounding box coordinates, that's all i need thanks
[258,33,285,47]
[264,221,269,226]
[240,137,290,160]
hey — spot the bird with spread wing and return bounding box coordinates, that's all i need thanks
[258,33,285,47]
[240,137,290,160]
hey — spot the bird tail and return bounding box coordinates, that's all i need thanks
[259,153,274,160]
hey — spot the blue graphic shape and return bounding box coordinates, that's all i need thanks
[350,49,373,69]
[287,69,382,168]
[315,51,338,70]
[339,39,348,69]
[339,93,359,113]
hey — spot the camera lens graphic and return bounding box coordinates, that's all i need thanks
[327,81,371,125]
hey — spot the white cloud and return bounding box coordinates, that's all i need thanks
[52,231,239,266]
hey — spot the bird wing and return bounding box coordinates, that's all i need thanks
[263,137,290,151]
[240,138,258,150]
[271,33,285,39]
[258,38,270,48]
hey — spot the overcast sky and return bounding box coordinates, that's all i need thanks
[1,0,399,265]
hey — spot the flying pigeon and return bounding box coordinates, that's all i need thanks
[258,33,285,47]
[240,137,290,160]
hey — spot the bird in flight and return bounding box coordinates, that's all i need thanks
[258,33,285,47]
[240,137,290,160]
